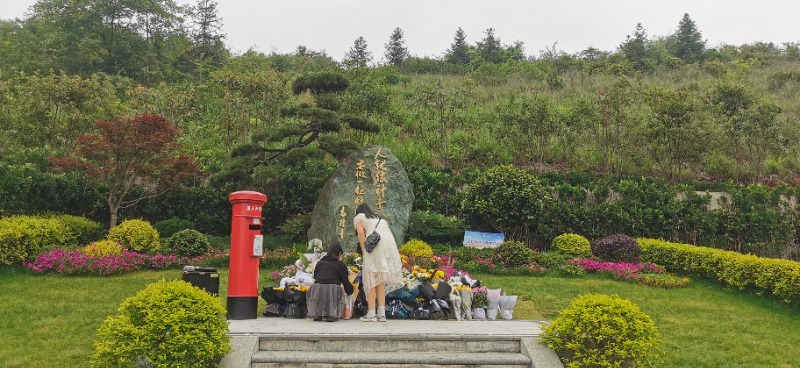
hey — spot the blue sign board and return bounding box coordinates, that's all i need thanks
[463,231,505,248]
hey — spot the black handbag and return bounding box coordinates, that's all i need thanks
[364,218,382,253]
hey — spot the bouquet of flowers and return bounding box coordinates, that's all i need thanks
[472,286,488,308]
[454,284,473,320]
[471,286,488,320]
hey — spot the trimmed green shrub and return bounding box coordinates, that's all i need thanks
[154,217,195,239]
[541,293,663,368]
[90,279,230,367]
[83,240,123,258]
[166,229,211,257]
[639,238,800,304]
[50,214,105,247]
[551,233,592,259]
[406,210,465,246]
[493,240,534,267]
[0,216,68,265]
[108,219,161,253]
[592,234,642,263]
[461,164,554,245]
[399,238,434,258]
[277,213,311,242]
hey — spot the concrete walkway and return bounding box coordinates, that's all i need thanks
[222,317,563,367]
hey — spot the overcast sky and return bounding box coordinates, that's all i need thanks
[3,0,799,62]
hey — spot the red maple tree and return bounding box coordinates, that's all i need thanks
[49,114,202,228]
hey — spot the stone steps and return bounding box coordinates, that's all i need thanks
[221,318,563,368]
[252,335,530,367]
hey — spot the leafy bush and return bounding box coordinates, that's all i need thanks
[83,240,123,258]
[399,238,434,258]
[277,213,311,242]
[551,233,591,259]
[461,164,554,244]
[405,210,465,246]
[166,229,211,257]
[153,217,195,239]
[592,234,642,263]
[0,216,68,265]
[50,214,105,247]
[107,219,161,253]
[493,240,534,267]
[91,279,230,367]
[541,293,663,368]
[530,251,571,269]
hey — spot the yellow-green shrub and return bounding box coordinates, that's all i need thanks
[107,219,160,253]
[541,293,662,368]
[83,240,123,258]
[400,238,434,258]
[639,238,800,304]
[551,233,591,258]
[0,216,68,265]
[49,214,105,247]
[91,279,230,367]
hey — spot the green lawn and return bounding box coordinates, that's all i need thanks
[1,267,798,367]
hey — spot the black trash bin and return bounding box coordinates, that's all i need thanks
[182,266,219,295]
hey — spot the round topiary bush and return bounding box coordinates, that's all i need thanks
[493,240,534,267]
[83,240,123,258]
[153,217,195,239]
[399,238,434,258]
[90,279,231,368]
[107,219,161,253]
[166,229,211,257]
[541,293,662,368]
[552,233,592,259]
[461,164,555,243]
[592,234,642,263]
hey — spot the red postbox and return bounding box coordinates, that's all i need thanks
[227,190,267,319]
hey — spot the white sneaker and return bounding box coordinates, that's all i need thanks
[377,315,387,322]
[359,315,377,322]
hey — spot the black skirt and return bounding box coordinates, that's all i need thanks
[306,283,344,318]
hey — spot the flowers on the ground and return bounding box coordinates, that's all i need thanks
[472,286,488,308]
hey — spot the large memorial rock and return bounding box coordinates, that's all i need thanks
[307,146,414,252]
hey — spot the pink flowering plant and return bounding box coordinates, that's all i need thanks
[25,247,230,276]
[569,258,689,288]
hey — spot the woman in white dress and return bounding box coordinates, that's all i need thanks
[353,203,404,322]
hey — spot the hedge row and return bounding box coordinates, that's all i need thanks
[639,238,800,304]
[0,215,104,265]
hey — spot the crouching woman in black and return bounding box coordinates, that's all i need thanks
[306,242,354,322]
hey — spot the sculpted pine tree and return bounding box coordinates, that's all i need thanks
[344,36,372,69]
[213,71,380,190]
[384,27,409,67]
[670,13,706,64]
[445,27,470,64]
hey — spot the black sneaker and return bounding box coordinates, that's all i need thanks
[325,317,338,322]
[313,317,322,321]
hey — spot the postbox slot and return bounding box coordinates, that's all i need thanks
[248,224,261,231]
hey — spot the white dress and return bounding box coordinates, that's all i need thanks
[353,213,405,294]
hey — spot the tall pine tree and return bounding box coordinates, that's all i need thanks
[445,27,470,64]
[670,13,706,64]
[344,36,372,69]
[384,27,408,66]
